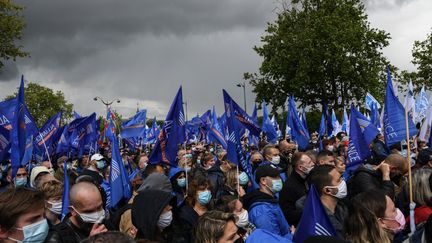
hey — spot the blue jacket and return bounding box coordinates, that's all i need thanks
[246,229,292,243]
[243,190,292,240]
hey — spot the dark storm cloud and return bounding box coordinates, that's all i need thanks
[0,61,19,81]
[13,0,273,74]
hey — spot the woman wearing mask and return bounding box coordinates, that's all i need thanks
[345,190,406,243]
[177,177,213,242]
[220,167,247,197]
[40,180,64,226]
[216,195,255,241]
[168,167,187,207]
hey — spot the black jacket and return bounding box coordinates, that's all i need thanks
[279,171,308,226]
[207,164,225,198]
[132,189,174,241]
[347,164,395,199]
[176,205,200,243]
[44,217,89,243]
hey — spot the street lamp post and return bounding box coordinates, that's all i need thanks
[236,81,247,113]
[183,101,188,122]
[93,96,121,113]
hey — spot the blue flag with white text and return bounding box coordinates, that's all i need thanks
[293,185,337,243]
[223,90,253,179]
[121,109,147,138]
[149,87,186,166]
[33,112,62,162]
[10,76,39,177]
[346,105,373,173]
[109,135,132,208]
[384,69,417,147]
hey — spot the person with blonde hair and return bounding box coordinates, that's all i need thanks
[409,168,432,226]
[40,180,64,225]
[195,211,239,243]
[345,190,405,243]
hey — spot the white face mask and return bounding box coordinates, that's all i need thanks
[327,180,348,199]
[271,156,280,165]
[47,201,63,215]
[327,145,334,151]
[157,210,173,230]
[71,206,105,223]
[236,209,249,228]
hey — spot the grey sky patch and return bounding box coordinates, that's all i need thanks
[0,0,431,122]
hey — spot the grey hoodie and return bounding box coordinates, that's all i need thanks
[137,173,172,192]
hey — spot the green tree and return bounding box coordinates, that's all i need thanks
[0,0,28,70]
[5,82,73,127]
[244,0,391,113]
[410,30,432,91]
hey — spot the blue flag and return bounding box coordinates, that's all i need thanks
[223,90,252,179]
[73,111,81,119]
[208,106,227,148]
[121,109,147,138]
[0,98,17,130]
[70,113,97,157]
[301,107,310,136]
[109,135,132,208]
[146,117,159,144]
[10,76,39,177]
[223,91,261,137]
[341,108,349,134]
[370,102,380,129]
[149,87,186,165]
[346,105,373,173]
[351,106,380,145]
[61,160,70,220]
[34,112,62,162]
[262,101,278,144]
[365,92,381,110]
[287,96,310,151]
[0,125,10,162]
[293,185,337,243]
[384,69,418,147]
[322,103,333,137]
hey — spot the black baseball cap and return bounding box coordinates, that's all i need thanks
[255,164,280,184]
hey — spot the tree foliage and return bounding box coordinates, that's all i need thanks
[0,0,28,70]
[244,0,391,114]
[5,82,73,127]
[411,30,432,91]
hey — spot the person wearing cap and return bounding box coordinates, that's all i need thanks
[242,164,292,240]
[30,165,56,189]
[80,154,107,185]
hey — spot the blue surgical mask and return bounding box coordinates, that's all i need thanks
[270,179,283,193]
[177,178,187,188]
[96,160,106,170]
[239,172,249,186]
[197,190,212,205]
[15,177,27,187]
[8,218,49,243]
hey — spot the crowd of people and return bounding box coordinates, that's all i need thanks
[0,131,431,243]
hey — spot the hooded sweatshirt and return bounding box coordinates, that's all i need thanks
[137,173,172,192]
[132,189,174,241]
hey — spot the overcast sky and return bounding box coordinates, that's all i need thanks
[0,0,431,121]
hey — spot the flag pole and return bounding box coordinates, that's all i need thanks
[404,110,415,233]
[38,133,52,165]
